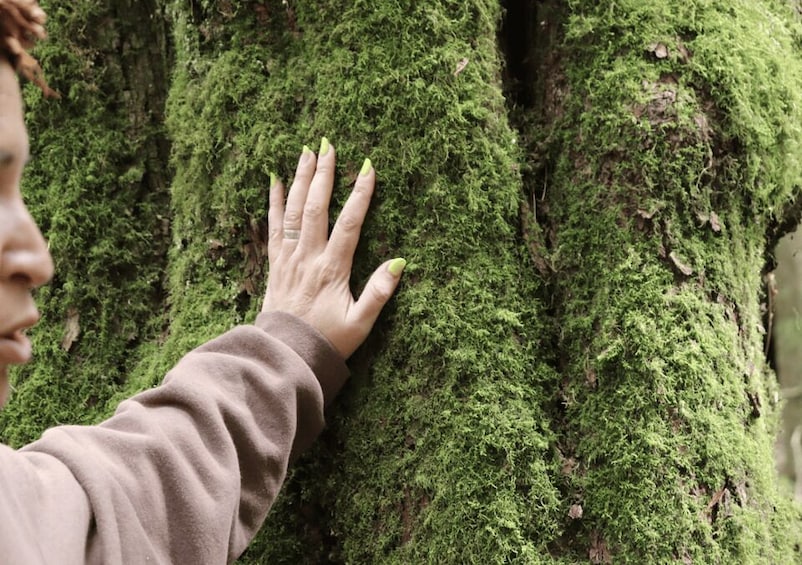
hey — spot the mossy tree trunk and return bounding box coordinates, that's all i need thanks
[4,0,802,563]
[0,0,172,444]
[521,1,802,562]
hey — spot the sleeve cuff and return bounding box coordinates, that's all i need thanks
[254,311,350,406]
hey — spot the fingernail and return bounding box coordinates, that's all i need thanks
[360,158,372,176]
[388,258,407,277]
[300,145,313,165]
[269,172,278,187]
[319,137,330,156]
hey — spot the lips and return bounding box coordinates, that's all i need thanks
[0,330,32,364]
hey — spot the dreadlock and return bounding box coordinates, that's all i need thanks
[0,0,57,97]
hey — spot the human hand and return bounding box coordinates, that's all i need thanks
[262,139,405,359]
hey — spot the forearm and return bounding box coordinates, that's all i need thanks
[15,312,348,564]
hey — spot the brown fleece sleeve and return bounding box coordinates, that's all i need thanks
[0,311,348,564]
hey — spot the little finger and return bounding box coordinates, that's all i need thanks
[267,173,285,265]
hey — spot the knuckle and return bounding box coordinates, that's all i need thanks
[367,281,391,303]
[303,201,325,218]
[338,213,363,233]
[315,161,334,174]
[316,259,339,284]
[283,210,302,227]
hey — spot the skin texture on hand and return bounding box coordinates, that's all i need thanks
[262,140,405,359]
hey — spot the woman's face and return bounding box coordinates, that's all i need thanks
[0,59,53,406]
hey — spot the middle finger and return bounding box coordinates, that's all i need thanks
[298,137,335,252]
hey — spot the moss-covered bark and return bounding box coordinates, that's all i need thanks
[530,0,802,561]
[5,0,802,562]
[166,1,559,562]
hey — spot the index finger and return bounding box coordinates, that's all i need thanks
[326,158,374,266]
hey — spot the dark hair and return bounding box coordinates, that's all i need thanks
[0,0,57,97]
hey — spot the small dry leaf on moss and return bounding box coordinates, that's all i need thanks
[669,251,694,276]
[734,479,748,505]
[697,211,722,232]
[707,486,728,510]
[747,390,762,417]
[709,211,722,232]
[61,307,80,351]
[648,42,669,59]
[705,484,733,524]
[569,504,583,519]
[454,57,469,76]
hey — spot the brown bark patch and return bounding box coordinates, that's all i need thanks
[589,530,613,564]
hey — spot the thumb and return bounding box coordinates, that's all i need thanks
[350,258,406,330]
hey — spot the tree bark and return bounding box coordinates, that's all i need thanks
[5,0,802,562]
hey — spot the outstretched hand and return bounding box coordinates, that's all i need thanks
[262,139,405,359]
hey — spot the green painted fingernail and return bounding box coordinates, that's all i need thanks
[269,172,278,187]
[303,144,312,155]
[388,258,407,277]
[360,158,372,176]
[319,137,330,156]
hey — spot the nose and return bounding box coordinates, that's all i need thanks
[1,202,54,288]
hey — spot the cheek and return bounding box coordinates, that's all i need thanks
[0,200,16,245]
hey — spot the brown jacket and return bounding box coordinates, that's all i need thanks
[0,311,349,564]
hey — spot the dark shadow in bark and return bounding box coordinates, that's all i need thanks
[501,1,589,561]
[500,0,537,109]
